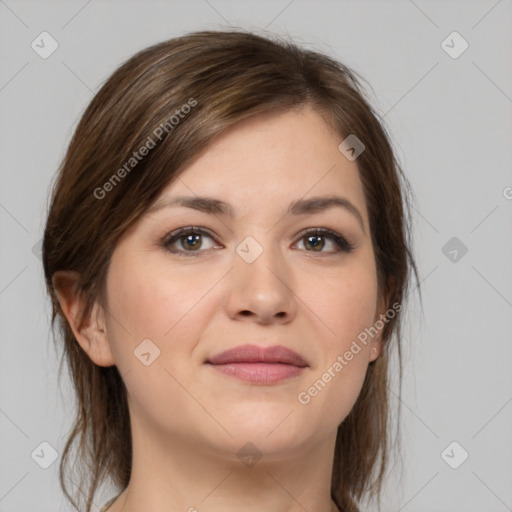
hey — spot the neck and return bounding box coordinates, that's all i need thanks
[108,411,340,512]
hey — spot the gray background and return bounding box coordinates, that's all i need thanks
[1,1,511,511]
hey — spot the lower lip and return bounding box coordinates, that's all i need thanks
[207,362,305,384]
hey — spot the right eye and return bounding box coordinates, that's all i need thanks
[161,226,221,256]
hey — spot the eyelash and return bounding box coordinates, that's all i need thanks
[161,226,355,257]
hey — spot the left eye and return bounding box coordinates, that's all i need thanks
[161,227,354,256]
[293,228,354,254]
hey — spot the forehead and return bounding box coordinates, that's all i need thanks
[154,106,368,223]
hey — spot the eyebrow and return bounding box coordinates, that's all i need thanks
[148,194,366,232]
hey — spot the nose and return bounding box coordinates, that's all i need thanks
[223,240,298,325]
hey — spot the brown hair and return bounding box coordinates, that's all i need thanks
[43,29,420,512]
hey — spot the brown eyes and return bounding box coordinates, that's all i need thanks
[162,226,354,256]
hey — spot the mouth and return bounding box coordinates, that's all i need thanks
[205,344,309,385]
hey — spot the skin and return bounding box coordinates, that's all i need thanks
[54,105,386,512]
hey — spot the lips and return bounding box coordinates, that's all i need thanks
[206,344,309,367]
[205,344,309,385]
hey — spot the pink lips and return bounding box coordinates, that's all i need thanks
[205,344,308,385]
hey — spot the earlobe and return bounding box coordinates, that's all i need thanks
[369,343,382,363]
[369,291,389,363]
[370,311,385,362]
[52,270,115,367]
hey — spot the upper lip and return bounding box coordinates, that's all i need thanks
[206,344,309,367]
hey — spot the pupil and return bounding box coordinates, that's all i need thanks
[184,234,200,249]
[307,235,323,251]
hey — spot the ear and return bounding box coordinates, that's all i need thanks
[52,270,115,367]
[369,335,383,363]
[369,289,391,363]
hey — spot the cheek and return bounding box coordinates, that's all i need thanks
[301,258,378,348]
[102,255,214,423]
[103,251,222,375]
[295,259,377,421]
[105,252,203,337]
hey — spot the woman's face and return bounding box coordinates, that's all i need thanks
[101,105,384,460]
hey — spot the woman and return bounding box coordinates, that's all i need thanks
[43,29,419,512]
